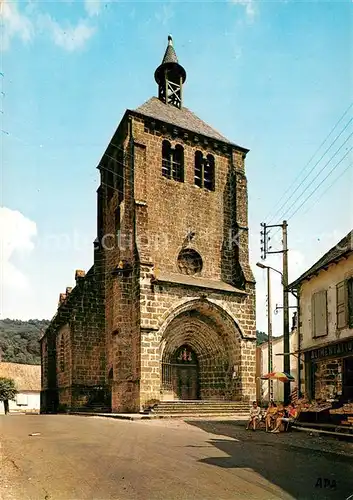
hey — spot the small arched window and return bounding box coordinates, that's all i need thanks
[194,152,215,191]
[204,154,215,191]
[173,145,184,182]
[162,141,184,182]
[162,140,172,179]
[194,151,203,188]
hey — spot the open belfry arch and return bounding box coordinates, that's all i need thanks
[40,36,256,414]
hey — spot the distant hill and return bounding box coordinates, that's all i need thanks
[256,330,268,346]
[0,319,50,365]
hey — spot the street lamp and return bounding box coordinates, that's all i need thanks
[257,262,283,282]
[256,262,282,402]
[257,262,293,403]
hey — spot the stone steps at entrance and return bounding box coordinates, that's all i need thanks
[150,400,250,417]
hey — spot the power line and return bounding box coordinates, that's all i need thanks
[265,102,353,222]
[282,134,353,220]
[268,116,353,223]
[300,162,352,219]
[267,145,352,239]
[287,151,352,221]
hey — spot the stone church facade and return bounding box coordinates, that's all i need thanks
[41,36,256,413]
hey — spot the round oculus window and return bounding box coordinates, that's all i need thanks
[177,249,203,276]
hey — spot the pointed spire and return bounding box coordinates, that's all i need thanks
[161,35,179,65]
[154,35,186,109]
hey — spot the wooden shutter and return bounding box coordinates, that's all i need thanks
[336,281,347,329]
[312,290,328,337]
[348,278,353,328]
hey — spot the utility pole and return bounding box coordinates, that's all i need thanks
[260,220,291,403]
[282,221,290,404]
[267,266,274,401]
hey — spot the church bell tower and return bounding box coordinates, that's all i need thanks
[154,35,186,109]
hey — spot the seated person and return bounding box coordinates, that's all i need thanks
[271,403,298,433]
[265,401,277,432]
[246,401,261,431]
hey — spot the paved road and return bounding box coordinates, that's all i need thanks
[1,415,353,500]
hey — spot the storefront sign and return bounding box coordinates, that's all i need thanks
[308,339,353,361]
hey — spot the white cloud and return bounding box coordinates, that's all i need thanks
[84,0,102,17]
[38,14,96,52]
[230,0,256,21]
[0,207,37,297]
[1,1,97,52]
[0,0,33,51]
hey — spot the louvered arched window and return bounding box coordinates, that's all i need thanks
[162,141,184,182]
[162,140,172,178]
[194,151,203,188]
[194,151,215,191]
[204,154,215,191]
[173,145,184,182]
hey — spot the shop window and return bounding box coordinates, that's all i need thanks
[312,290,328,338]
[314,358,342,400]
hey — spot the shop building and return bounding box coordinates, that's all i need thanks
[290,230,353,403]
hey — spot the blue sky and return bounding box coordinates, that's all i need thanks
[1,0,352,334]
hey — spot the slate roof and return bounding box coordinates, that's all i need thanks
[135,97,244,148]
[290,229,353,288]
[161,38,178,64]
[0,362,41,392]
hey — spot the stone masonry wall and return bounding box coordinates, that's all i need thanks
[138,265,256,407]
[131,116,252,285]
[40,268,106,413]
[56,323,72,408]
[100,124,142,413]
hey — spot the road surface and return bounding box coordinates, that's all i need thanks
[1,415,353,500]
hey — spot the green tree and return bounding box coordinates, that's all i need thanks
[256,330,268,346]
[0,377,18,415]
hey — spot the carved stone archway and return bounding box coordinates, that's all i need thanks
[160,301,242,400]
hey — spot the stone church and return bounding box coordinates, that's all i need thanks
[41,36,256,414]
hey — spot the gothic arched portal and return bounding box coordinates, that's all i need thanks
[160,301,242,401]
